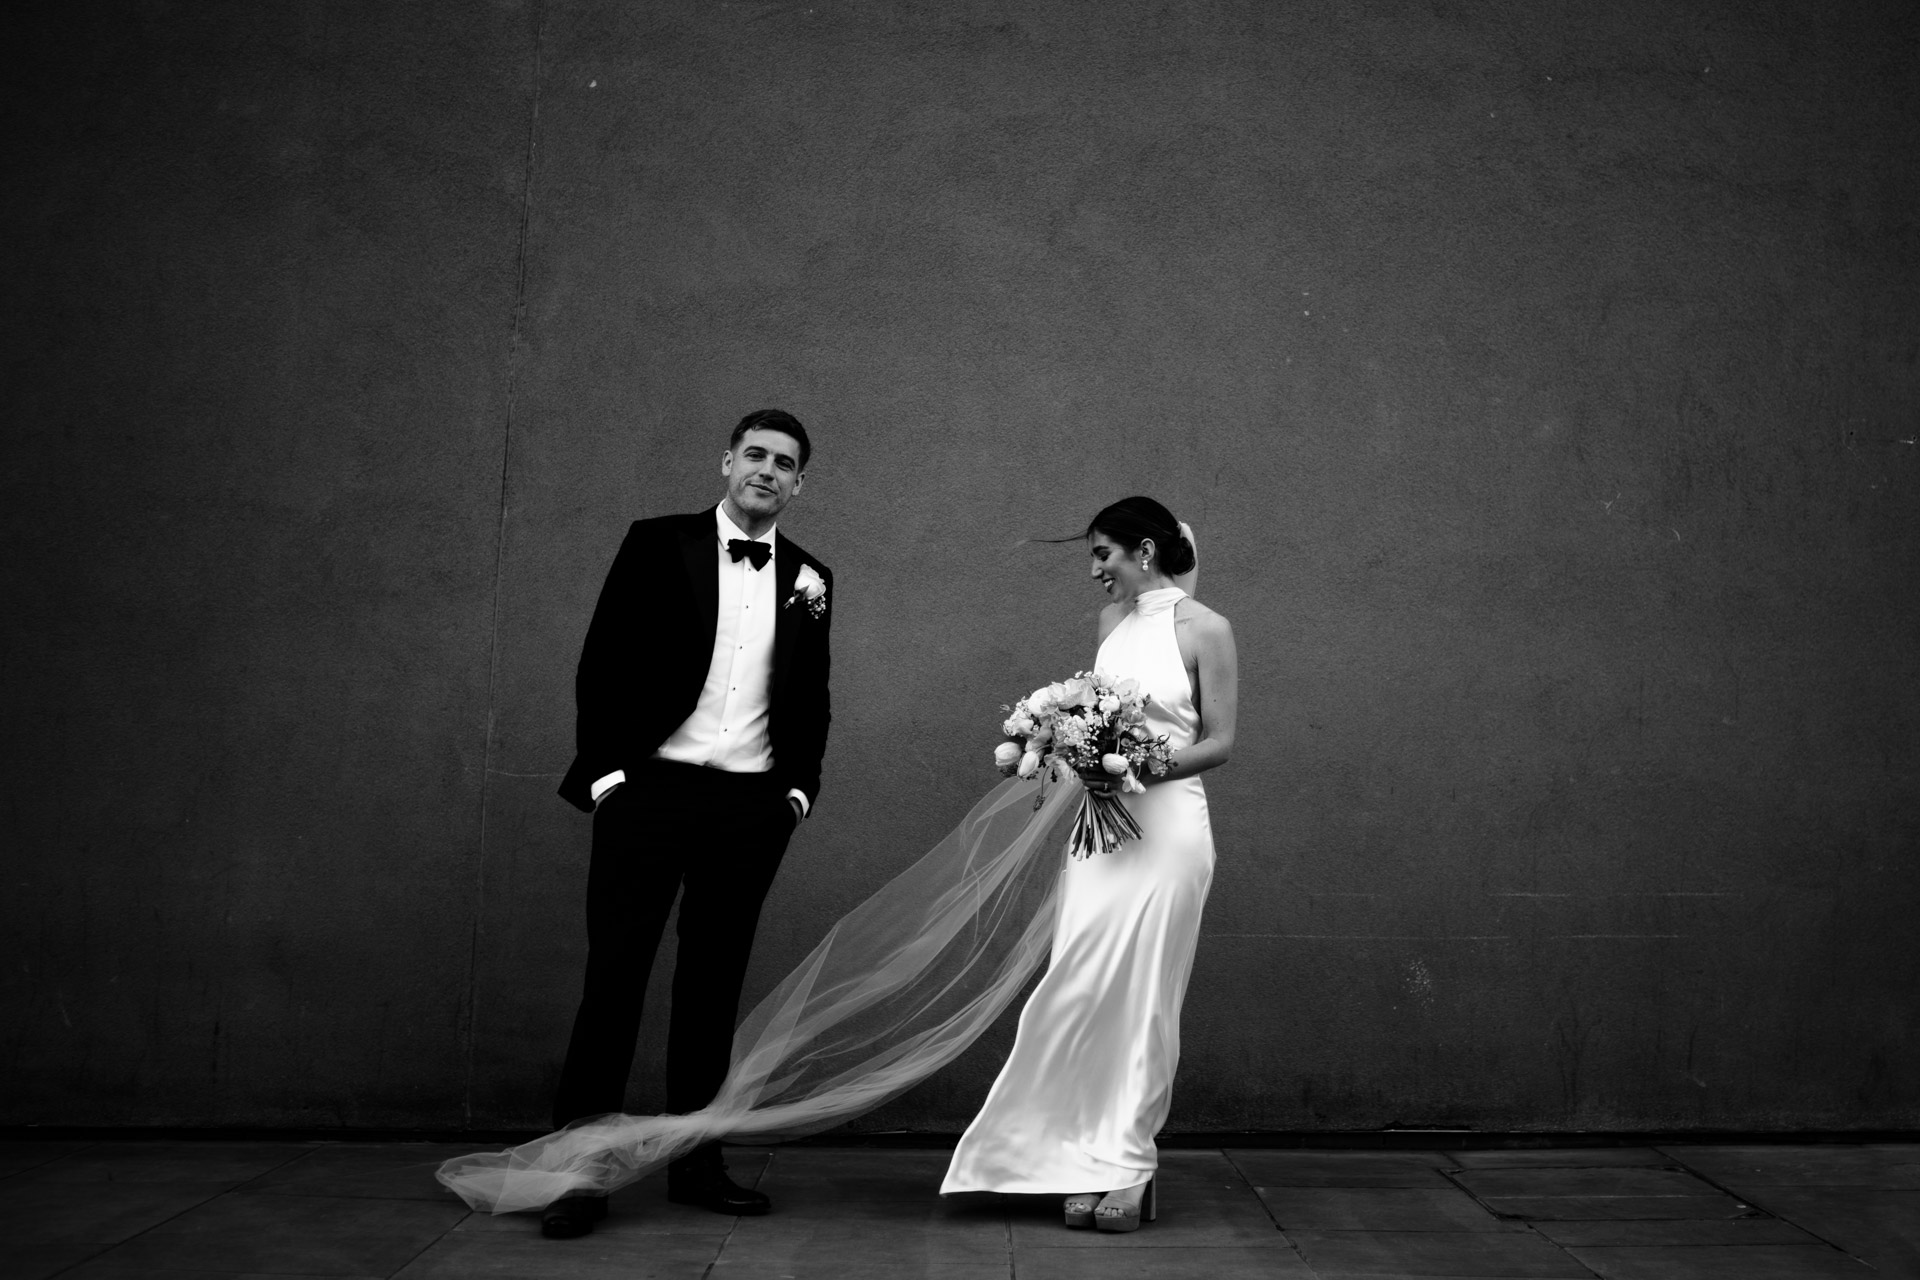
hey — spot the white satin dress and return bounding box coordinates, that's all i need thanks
[942,586,1215,1194]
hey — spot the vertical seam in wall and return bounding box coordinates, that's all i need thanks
[464,0,546,1128]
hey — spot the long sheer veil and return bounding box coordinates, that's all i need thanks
[438,774,1080,1213]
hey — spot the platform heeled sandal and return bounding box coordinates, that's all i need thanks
[1063,1193,1100,1229]
[1093,1178,1156,1233]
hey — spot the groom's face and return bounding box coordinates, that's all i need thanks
[722,428,805,522]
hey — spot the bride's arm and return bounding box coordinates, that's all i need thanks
[1173,521,1199,599]
[1159,610,1237,782]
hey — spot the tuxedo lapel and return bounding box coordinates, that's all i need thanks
[678,511,720,645]
[772,531,801,695]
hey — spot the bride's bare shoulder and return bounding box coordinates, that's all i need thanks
[1174,598,1233,644]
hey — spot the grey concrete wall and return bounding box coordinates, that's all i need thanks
[4,0,1915,1132]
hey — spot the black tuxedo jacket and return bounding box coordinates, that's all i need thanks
[557,510,833,814]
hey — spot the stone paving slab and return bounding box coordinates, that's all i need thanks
[390,1230,721,1279]
[749,1147,947,1202]
[1529,1215,1821,1246]
[448,1200,732,1237]
[0,1178,237,1244]
[1228,1150,1457,1187]
[713,1262,1006,1280]
[2,1140,1913,1279]
[1287,1228,1594,1277]
[1661,1144,1920,1189]
[1453,1167,1724,1198]
[1563,1242,1875,1278]
[1254,1186,1517,1232]
[1448,1148,1671,1168]
[722,1199,1010,1263]
[62,1268,367,1280]
[1725,1187,1920,1279]
[1473,1193,1758,1220]
[6,1243,111,1280]
[240,1143,479,1202]
[1016,1244,1316,1277]
[74,1191,466,1276]
[25,1143,306,1187]
[716,1226,1009,1275]
[0,1143,98,1181]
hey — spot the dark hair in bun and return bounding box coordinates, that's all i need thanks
[1085,496,1196,576]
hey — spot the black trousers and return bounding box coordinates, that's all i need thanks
[551,760,796,1131]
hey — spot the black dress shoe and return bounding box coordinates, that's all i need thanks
[667,1163,771,1216]
[540,1194,608,1238]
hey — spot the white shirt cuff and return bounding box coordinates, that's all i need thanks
[786,788,810,819]
[590,770,626,805]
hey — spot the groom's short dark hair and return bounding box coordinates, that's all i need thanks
[730,409,811,472]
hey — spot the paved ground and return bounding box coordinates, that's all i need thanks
[2,1139,1915,1278]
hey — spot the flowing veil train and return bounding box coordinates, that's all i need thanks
[438,775,1080,1213]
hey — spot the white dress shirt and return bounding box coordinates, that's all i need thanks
[590,504,809,817]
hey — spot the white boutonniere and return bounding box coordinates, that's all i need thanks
[786,563,828,619]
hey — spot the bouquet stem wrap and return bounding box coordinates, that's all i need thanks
[1066,789,1144,859]
[437,777,1080,1213]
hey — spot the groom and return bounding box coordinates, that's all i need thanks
[544,409,832,1238]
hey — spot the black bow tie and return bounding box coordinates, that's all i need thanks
[727,538,771,570]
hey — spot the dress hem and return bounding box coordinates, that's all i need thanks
[939,1167,1157,1197]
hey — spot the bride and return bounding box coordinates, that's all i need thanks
[436,496,1237,1234]
[941,497,1238,1231]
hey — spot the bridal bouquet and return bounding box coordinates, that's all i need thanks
[993,672,1173,858]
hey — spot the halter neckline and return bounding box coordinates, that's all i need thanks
[1131,586,1187,617]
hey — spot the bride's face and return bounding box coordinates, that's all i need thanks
[1088,532,1154,602]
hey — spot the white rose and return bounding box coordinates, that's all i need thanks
[1016,750,1042,779]
[994,741,1023,769]
[794,563,827,599]
[1100,753,1130,775]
